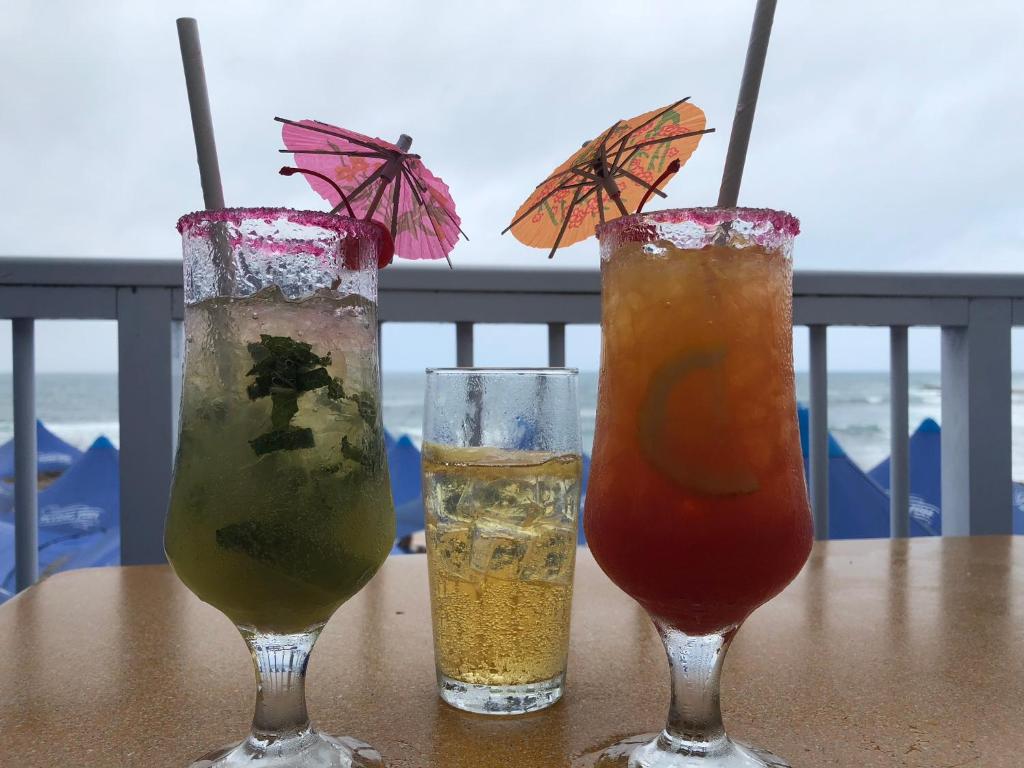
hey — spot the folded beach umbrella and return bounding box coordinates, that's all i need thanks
[0,520,13,602]
[578,452,591,547]
[1013,484,1024,534]
[868,419,942,536]
[0,420,82,486]
[796,406,931,539]
[388,435,425,541]
[0,436,120,592]
[0,434,119,548]
[1,436,120,536]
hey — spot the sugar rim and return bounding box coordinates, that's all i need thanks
[595,206,801,239]
[175,207,386,243]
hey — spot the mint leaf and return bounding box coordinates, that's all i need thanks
[327,377,347,400]
[297,367,332,392]
[244,334,379,459]
[246,334,338,456]
[270,391,299,430]
[249,426,315,456]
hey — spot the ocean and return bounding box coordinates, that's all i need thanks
[3,371,1024,479]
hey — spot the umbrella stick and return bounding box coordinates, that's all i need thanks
[176,18,224,209]
[548,187,583,259]
[717,0,778,207]
[390,171,402,239]
[365,179,389,219]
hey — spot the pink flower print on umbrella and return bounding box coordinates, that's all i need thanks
[277,118,466,266]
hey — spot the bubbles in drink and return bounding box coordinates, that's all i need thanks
[423,445,580,686]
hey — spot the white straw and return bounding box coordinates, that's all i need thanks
[176,18,225,209]
[717,0,778,208]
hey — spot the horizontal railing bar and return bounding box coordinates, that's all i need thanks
[378,293,600,324]
[0,257,182,288]
[795,271,1024,299]
[381,267,600,294]
[794,297,968,326]
[5,258,1024,301]
[0,287,119,319]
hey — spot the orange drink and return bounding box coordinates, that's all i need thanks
[586,208,811,635]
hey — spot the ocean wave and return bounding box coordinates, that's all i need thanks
[832,424,885,436]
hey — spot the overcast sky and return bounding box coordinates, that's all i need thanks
[1,0,1023,372]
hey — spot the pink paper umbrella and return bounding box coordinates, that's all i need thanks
[277,117,465,265]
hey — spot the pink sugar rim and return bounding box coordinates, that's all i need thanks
[176,207,385,242]
[596,206,800,238]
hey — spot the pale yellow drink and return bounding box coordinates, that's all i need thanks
[423,444,580,688]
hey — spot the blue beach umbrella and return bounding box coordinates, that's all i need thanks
[868,418,942,536]
[796,405,932,539]
[1013,484,1024,534]
[388,435,425,541]
[0,436,121,596]
[1,436,121,534]
[578,453,591,546]
[0,420,82,486]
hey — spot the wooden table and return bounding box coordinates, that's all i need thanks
[1,537,1021,767]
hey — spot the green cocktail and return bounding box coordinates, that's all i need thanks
[168,208,394,768]
[165,286,394,632]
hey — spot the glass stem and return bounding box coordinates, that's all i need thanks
[241,626,324,742]
[654,619,738,758]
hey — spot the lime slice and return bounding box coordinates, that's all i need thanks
[637,347,759,496]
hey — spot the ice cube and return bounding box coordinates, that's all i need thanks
[427,474,474,525]
[429,525,475,583]
[469,519,527,581]
[520,522,576,585]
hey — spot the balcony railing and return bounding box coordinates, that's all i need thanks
[1,257,1019,588]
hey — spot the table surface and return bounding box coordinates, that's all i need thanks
[1,537,1022,768]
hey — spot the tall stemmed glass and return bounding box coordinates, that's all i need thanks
[585,208,813,767]
[166,208,395,767]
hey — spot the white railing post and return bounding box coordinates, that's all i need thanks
[12,319,38,591]
[456,321,474,367]
[548,322,566,367]
[809,325,829,540]
[117,287,175,564]
[941,299,1013,535]
[889,326,910,537]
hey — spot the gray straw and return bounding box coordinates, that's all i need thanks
[176,17,225,209]
[717,0,778,208]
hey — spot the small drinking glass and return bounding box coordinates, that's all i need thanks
[422,368,582,715]
[166,208,395,767]
[586,208,813,767]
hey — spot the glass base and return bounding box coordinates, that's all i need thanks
[188,729,382,767]
[592,732,790,768]
[438,671,564,715]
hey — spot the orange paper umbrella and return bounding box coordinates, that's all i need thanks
[504,98,713,257]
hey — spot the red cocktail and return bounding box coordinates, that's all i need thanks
[585,208,812,768]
